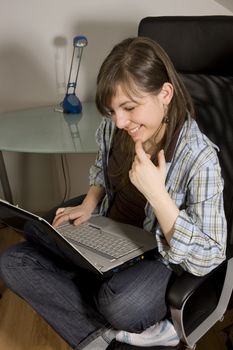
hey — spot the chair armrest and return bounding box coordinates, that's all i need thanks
[167,263,226,309]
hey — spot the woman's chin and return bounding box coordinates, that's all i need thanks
[131,135,143,143]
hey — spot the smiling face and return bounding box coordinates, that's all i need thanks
[108,83,173,149]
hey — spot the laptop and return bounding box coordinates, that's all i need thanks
[0,199,158,277]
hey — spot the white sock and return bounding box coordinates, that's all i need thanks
[82,335,109,350]
[116,319,179,347]
[83,328,117,350]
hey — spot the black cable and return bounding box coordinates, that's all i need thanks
[60,154,71,204]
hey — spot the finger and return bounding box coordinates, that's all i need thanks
[53,216,63,228]
[73,217,86,226]
[56,207,65,215]
[157,149,166,173]
[135,141,148,161]
[53,213,69,228]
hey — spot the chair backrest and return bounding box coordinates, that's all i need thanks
[138,16,233,246]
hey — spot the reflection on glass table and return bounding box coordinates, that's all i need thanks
[0,102,102,203]
[0,102,102,153]
[63,112,84,151]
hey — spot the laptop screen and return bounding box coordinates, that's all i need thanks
[0,200,37,231]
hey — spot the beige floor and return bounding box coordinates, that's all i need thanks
[0,290,72,350]
[0,226,232,350]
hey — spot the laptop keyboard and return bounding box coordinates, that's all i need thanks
[58,222,141,259]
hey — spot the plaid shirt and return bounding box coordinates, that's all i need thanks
[89,116,227,276]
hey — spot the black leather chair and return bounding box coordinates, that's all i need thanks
[137,16,233,349]
[45,16,233,350]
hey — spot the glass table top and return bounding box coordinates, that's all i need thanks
[0,102,102,153]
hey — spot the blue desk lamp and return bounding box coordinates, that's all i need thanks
[62,35,88,114]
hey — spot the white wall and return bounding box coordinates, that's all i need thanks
[0,0,232,213]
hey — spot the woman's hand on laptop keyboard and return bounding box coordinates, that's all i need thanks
[52,204,92,228]
[52,185,106,228]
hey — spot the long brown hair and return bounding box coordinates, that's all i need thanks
[95,37,194,185]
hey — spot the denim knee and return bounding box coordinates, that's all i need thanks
[0,242,37,291]
[97,282,151,331]
[96,261,172,332]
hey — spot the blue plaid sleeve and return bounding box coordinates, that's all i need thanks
[89,117,115,188]
[157,161,227,276]
[89,119,106,187]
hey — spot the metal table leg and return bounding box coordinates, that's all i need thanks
[0,151,13,203]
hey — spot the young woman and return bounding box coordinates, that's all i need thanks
[0,37,227,350]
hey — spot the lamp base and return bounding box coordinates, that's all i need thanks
[62,94,82,114]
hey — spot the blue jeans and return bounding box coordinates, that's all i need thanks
[0,222,172,349]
